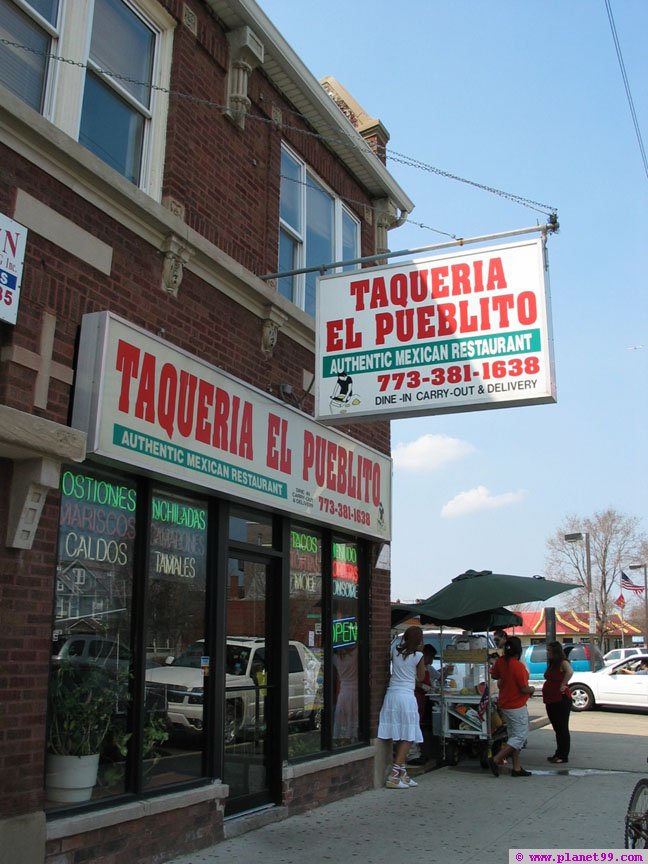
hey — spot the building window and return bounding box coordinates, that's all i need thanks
[0,0,58,112]
[332,537,360,747]
[287,525,323,758]
[278,145,360,317]
[0,0,173,198]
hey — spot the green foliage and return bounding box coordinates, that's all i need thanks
[47,664,130,757]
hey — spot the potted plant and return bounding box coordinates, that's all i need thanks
[45,664,129,803]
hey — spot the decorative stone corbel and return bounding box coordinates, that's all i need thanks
[373,198,401,265]
[261,304,288,359]
[7,458,61,549]
[225,26,265,130]
[160,233,193,298]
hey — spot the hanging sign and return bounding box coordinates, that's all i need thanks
[315,238,556,423]
[72,312,391,540]
[0,212,28,325]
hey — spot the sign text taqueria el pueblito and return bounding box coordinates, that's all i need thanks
[72,312,391,539]
[315,239,556,423]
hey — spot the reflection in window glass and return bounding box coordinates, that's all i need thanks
[287,526,323,759]
[90,0,154,107]
[305,176,333,317]
[79,72,145,183]
[342,209,359,270]
[143,490,208,789]
[229,506,273,548]
[47,468,137,807]
[332,538,360,747]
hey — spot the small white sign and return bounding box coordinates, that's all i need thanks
[0,212,28,325]
[315,238,556,423]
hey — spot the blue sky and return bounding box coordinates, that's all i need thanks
[260,0,648,601]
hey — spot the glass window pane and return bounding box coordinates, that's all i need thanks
[280,148,301,231]
[90,0,154,108]
[47,468,137,808]
[0,2,50,110]
[288,526,323,759]
[278,229,297,304]
[26,0,58,24]
[79,71,144,183]
[229,506,273,547]
[332,538,360,747]
[143,490,208,789]
[342,209,359,271]
[305,175,333,317]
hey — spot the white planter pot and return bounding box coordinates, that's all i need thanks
[45,753,100,803]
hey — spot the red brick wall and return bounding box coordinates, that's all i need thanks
[44,799,224,864]
[282,757,373,816]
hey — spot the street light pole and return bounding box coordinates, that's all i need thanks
[565,531,596,671]
[629,563,648,649]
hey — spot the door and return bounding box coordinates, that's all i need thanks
[223,557,278,814]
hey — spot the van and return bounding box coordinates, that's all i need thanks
[523,642,604,681]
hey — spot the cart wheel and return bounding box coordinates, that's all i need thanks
[445,742,459,766]
[479,747,490,770]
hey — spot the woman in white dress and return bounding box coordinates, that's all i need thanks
[378,625,425,788]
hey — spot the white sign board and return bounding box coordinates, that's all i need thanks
[72,312,391,540]
[315,239,556,423]
[0,212,28,325]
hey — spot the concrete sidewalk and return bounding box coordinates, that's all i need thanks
[167,710,645,864]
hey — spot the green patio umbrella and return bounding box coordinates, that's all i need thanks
[415,569,576,624]
[391,603,522,631]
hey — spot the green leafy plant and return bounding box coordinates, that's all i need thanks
[47,664,130,757]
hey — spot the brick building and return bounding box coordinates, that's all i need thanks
[0,1,413,862]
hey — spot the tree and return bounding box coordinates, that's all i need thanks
[545,509,646,646]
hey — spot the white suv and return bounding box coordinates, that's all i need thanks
[603,647,644,665]
[146,638,321,743]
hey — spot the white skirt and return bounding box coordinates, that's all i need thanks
[377,688,423,743]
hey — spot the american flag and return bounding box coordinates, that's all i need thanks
[621,572,645,595]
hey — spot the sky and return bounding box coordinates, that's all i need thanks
[259,0,648,602]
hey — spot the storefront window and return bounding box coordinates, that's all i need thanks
[287,526,323,758]
[143,489,208,788]
[332,538,360,747]
[47,468,137,806]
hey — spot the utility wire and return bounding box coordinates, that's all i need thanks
[1,36,558,224]
[604,0,648,181]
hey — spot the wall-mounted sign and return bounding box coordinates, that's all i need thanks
[0,212,27,325]
[72,312,391,540]
[315,239,556,423]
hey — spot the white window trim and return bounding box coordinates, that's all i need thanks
[279,142,360,314]
[17,0,175,200]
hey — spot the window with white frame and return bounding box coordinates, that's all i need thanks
[279,145,360,318]
[0,0,174,198]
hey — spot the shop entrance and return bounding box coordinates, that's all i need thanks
[223,556,279,815]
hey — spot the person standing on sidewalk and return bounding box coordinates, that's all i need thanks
[543,641,573,764]
[490,636,535,777]
[378,625,425,788]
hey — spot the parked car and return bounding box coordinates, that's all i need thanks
[145,637,321,743]
[603,647,643,666]
[51,634,131,674]
[523,642,604,682]
[569,654,648,711]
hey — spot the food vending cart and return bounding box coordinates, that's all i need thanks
[427,641,506,773]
